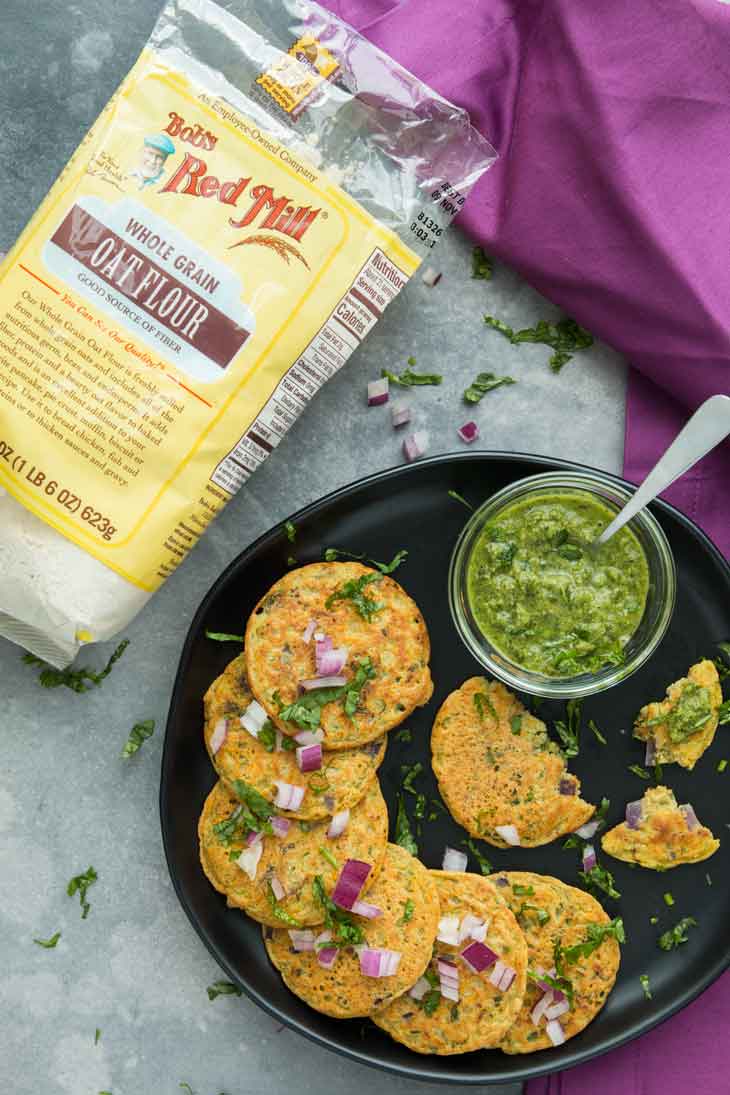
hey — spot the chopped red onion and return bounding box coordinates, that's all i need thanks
[625,801,644,830]
[489,959,507,988]
[437,958,460,1001]
[457,914,486,944]
[457,420,479,444]
[273,780,306,811]
[271,816,291,839]
[421,266,442,287]
[313,630,326,642]
[645,736,657,765]
[245,830,263,846]
[498,965,517,991]
[300,674,347,691]
[442,846,468,872]
[327,809,350,839]
[296,743,323,772]
[331,859,371,910]
[545,998,570,1021]
[302,619,318,644]
[391,401,412,428]
[460,941,498,973]
[352,899,383,919]
[315,633,332,656]
[546,1018,566,1046]
[288,929,315,951]
[437,915,461,946]
[440,982,460,1002]
[582,843,597,872]
[470,920,488,943]
[314,930,339,968]
[408,976,431,1000]
[317,646,348,677]
[403,430,429,463]
[495,876,509,887]
[236,841,263,881]
[240,699,268,739]
[294,729,325,746]
[681,804,700,831]
[574,819,600,840]
[359,947,402,977]
[559,777,577,795]
[274,729,284,752]
[531,991,554,1026]
[495,824,521,846]
[270,875,286,901]
[367,378,389,406]
[209,718,228,755]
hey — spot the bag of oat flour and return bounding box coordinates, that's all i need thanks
[0,0,495,666]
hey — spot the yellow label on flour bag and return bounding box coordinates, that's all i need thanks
[0,0,495,665]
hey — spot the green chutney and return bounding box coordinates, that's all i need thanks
[467,491,650,677]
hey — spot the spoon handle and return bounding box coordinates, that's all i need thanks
[596,394,730,546]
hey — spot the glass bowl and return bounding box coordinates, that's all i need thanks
[448,470,677,699]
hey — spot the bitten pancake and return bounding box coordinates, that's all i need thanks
[263,843,439,1018]
[204,653,386,820]
[634,659,723,770]
[244,562,433,750]
[491,872,621,1054]
[431,678,594,847]
[602,786,719,869]
[198,780,388,927]
[372,871,528,1054]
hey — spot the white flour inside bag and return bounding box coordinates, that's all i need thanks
[0,0,495,666]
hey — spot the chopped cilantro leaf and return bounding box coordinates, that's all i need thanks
[284,520,297,543]
[484,314,593,372]
[395,727,412,743]
[401,762,423,795]
[206,980,242,1001]
[528,967,574,1006]
[121,718,154,759]
[628,764,651,780]
[579,863,621,900]
[464,371,516,404]
[706,873,713,886]
[556,918,625,967]
[588,719,607,745]
[313,876,364,947]
[320,846,339,870]
[640,974,652,1000]
[324,547,407,575]
[512,883,535,897]
[276,658,375,729]
[256,720,277,752]
[461,838,493,876]
[658,917,697,951]
[447,489,474,511]
[180,1085,194,1095]
[663,892,675,907]
[324,547,365,563]
[382,357,442,387]
[718,759,728,773]
[95,1028,101,1045]
[326,572,383,621]
[395,792,418,856]
[553,699,582,757]
[205,630,244,643]
[398,899,415,925]
[718,699,730,726]
[33,931,61,948]
[23,639,128,693]
[67,867,97,919]
[266,883,302,928]
[471,246,493,280]
[510,715,522,735]
[474,691,497,722]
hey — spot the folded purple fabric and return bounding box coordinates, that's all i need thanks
[322,1,730,1090]
[326,0,730,558]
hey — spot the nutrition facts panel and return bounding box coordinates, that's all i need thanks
[210,247,411,494]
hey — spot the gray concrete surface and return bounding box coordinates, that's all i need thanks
[0,3,627,1094]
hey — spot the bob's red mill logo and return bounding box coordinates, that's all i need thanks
[160,111,320,258]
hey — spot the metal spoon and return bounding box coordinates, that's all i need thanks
[592,393,730,549]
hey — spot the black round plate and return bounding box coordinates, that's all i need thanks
[160,452,730,1085]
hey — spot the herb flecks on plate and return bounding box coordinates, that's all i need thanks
[461,838,493,876]
[23,640,129,693]
[554,699,582,757]
[121,719,155,758]
[484,313,594,372]
[67,867,98,919]
[207,980,242,1001]
[33,931,61,948]
[381,356,442,387]
[658,917,698,951]
[275,657,375,730]
[326,572,384,621]
[205,630,245,643]
[471,246,493,281]
[313,875,365,947]
[463,371,516,404]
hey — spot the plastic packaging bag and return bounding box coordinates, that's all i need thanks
[0,0,495,666]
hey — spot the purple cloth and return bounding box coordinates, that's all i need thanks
[323,1,730,1091]
[327,0,730,558]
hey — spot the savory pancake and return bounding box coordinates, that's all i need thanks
[431,677,594,847]
[244,562,433,750]
[204,653,386,820]
[263,843,439,1018]
[602,785,719,869]
[198,779,388,927]
[372,871,527,1054]
[634,659,723,770]
[492,872,621,1054]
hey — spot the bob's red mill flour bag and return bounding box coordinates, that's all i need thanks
[0,0,494,667]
